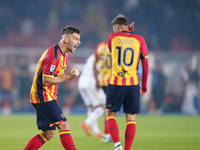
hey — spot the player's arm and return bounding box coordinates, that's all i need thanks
[140,37,149,96]
[93,60,100,89]
[43,68,79,86]
[42,52,79,86]
[93,46,101,89]
[140,58,149,96]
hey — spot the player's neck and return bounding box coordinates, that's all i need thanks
[118,25,128,32]
[58,41,68,54]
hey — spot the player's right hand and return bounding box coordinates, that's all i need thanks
[128,22,135,32]
[68,68,80,79]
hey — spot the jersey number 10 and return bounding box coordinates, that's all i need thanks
[116,46,134,67]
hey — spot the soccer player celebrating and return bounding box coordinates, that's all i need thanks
[24,26,81,150]
[106,14,149,150]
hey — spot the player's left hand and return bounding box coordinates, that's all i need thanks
[140,87,147,96]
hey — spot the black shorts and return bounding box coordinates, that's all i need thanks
[106,84,140,114]
[102,86,108,95]
[32,100,67,130]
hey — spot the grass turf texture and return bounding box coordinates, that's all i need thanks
[0,114,199,150]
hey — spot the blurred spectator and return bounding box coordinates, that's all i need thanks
[16,56,32,111]
[151,62,166,114]
[181,65,199,115]
[0,62,15,115]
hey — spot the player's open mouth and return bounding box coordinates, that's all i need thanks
[73,46,77,50]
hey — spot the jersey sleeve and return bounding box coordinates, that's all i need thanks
[42,51,57,78]
[140,37,148,59]
[140,37,149,92]
[141,58,149,92]
[108,34,112,52]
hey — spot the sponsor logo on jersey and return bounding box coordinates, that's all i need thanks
[118,69,128,77]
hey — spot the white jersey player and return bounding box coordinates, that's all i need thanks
[78,54,105,137]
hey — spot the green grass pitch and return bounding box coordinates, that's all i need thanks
[0,114,199,150]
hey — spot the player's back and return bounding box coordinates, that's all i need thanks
[94,41,111,86]
[108,31,148,86]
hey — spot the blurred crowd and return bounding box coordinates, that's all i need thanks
[0,0,200,115]
[0,0,200,51]
[149,60,200,115]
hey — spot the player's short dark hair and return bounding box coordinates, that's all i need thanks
[62,26,81,35]
[111,14,128,26]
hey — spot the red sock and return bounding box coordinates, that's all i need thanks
[59,130,77,150]
[104,115,109,134]
[24,132,49,150]
[107,116,120,143]
[124,120,136,150]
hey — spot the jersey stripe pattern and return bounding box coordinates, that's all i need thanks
[108,31,148,86]
[30,44,68,103]
[94,41,112,86]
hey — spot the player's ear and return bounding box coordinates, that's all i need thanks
[113,25,119,33]
[64,36,69,44]
[112,25,117,32]
[116,25,120,31]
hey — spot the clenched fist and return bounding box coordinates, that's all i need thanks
[68,68,80,80]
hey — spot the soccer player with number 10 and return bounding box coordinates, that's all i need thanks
[106,14,149,150]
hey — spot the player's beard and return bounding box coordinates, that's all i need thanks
[67,43,76,53]
[70,46,76,53]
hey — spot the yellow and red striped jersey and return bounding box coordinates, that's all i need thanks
[94,41,112,86]
[30,44,68,103]
[108,31,148,86]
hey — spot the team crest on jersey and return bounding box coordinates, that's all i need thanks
[50,65,55,72]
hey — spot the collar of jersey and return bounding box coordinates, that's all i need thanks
[119,30,132,34]
[56,44,65,57]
